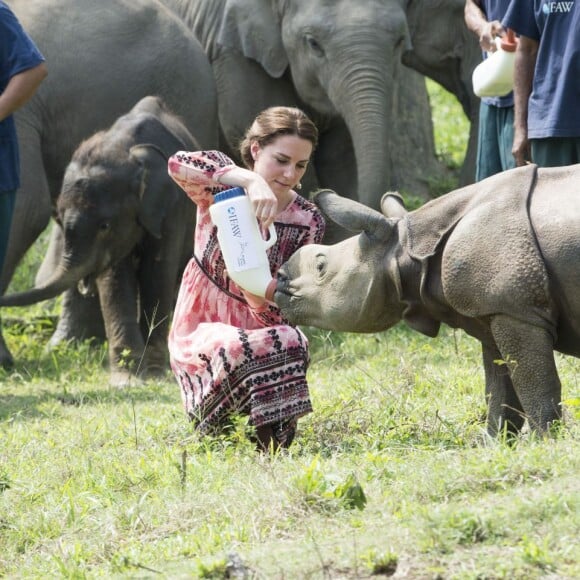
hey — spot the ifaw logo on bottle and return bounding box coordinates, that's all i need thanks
[543,1,574,13]
[226,206,249,268]
[227,206,242,238]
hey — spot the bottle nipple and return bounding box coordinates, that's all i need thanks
[500,29,517,52]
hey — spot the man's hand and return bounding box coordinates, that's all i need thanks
[478,20,505,52]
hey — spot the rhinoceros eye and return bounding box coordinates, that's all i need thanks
[315,254,327,276]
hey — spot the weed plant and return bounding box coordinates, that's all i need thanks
[0,82,578,579]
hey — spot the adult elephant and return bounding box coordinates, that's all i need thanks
[0,0,218,370]
[1,97,199,385]
[159,0,448,214]
[401,0,481,185]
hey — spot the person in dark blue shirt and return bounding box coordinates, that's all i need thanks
[0,2,47,283]
[503,0,580,167]
[465,0,516,181]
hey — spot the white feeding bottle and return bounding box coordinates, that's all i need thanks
[472,29,517,98]
[209,187,277,301]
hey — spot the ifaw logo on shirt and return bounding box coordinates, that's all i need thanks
[542,1,574,13]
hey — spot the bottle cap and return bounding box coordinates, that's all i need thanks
[214,186,245,202]
[500,29,517,52]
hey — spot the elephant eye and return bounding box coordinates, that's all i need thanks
[315,254,327,276]
[99,221,111,232]
[305,34,324,57]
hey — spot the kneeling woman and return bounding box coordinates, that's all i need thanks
[167,107,325,450]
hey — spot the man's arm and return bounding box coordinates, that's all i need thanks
[465,0,505,52]
[511,35,538,166]
[0,62,47,122]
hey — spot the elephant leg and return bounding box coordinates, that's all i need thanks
[489,315,562,434]
[96,258,145,386]
[136,238,177,377]
[48,289,105,348]
[314,118,356,196]
[461,109,479,186]
[481,343,525,437]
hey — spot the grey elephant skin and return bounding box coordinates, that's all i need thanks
[159,0,476,213]
[274,164,580,436]
[401,0,481,186]
[0,0,218,370]
[0,97,198,385]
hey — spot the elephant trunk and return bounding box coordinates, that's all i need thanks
[0,263,90,307]
[331,46,398,210]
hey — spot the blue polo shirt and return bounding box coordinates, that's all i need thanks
[0,1,45,193]
[480,0,515,108]
[503,0,580,138]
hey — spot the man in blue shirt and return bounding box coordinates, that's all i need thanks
[503,0,580,166]
[0,2,47,284]
[465,0,516,181]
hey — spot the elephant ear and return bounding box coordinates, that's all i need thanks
[216,0,288,78]
[313,190,396,243]
[130,144,179,240]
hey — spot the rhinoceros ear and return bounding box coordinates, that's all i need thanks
[380,191,408,218]
[313,189,395,242]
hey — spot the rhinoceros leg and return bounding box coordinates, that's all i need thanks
[490,315,562,434]
[482,344,525,436]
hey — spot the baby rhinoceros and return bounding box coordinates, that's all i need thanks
[274,163,580,436]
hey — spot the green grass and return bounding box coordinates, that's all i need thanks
[1,325,578,578]
[1,82,579,578]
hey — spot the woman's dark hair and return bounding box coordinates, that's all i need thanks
[239,107,318,169]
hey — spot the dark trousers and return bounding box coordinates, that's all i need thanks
[531,137,580,167]
[476,102,516,182]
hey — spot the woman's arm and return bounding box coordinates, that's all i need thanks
[215,166,277,229]
[168,150,277,227]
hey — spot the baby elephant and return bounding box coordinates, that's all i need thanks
[1,96,198,385]
[274,164,580,436]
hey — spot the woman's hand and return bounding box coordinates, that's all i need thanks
[215,166,277,228]
[245,175,277,229]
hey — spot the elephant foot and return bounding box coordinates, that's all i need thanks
[48,327,106,349]
[143,345,169,377]
[143,361,170,379]
[109,368,143,388]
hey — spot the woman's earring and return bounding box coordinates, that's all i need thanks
[296,182,302,190]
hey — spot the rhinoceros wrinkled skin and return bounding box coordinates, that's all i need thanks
[274,163,580,436]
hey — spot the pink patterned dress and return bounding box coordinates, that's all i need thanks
[167,150,325,446]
